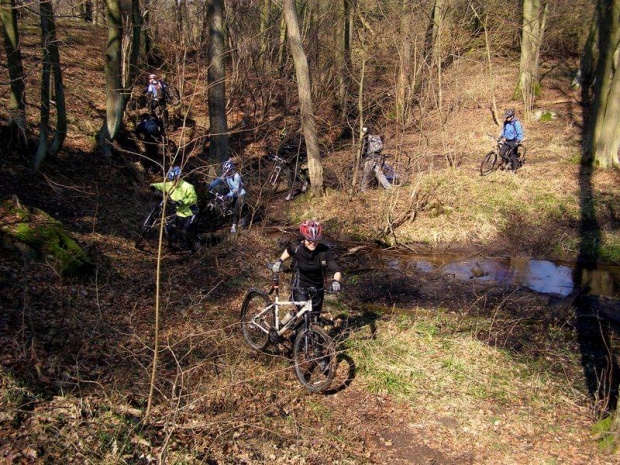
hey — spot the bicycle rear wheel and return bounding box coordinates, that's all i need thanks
[241,291,274,350]
[480,151,498,176]
[293,325,335,393]
[135,204,161,248]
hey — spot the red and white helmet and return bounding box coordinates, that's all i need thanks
[300,220,323,241]
[149,74,157,80]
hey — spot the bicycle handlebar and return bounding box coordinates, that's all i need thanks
[208,189,228,202]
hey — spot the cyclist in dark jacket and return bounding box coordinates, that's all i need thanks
[499,109,524,171]
[136,113,164,173]
[271,220,342,324]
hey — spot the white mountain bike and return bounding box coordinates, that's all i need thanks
[241,264,336,393]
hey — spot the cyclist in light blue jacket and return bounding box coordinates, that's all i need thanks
[208,158,246,233]
[499,109,524,171]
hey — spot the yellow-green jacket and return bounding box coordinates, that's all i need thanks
[150,180,198,218]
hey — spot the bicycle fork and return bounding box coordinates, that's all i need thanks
[268,165,282,186]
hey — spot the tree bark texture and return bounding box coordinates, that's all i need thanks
[576,8,599,93]
[128,0,141,92]
[283,0,323,196]
[41,1,67,161]
[339,0,352,123]
[259,0,272,67]
[1,0,27,141]
[428,0,446,67]
[515,0,548,111]
[206,0,229,163]
[35,6,51,169]
[98,0,124,152]
[395,0,413,124]
[35,0,66,168]
[584,0,620,168]
[277,7,287,69]
[82,0,93,22]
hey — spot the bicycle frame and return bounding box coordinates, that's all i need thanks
[249,295,314,337]
[268,155,286,186]
[248,270,319,337]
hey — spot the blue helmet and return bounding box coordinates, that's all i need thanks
[222,159,235,175]
[167,166,181,180]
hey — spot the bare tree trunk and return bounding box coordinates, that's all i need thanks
[82,0,93,22]
[429,0,445,68]
[351,42,365,190]
[259,0,272,68]
[35,0,66,168]
[35,4,52,168]
[309,0,319,68]
[574,8,599,94]
[277,6,287,69]
[515,0,549,113]
[143,0,152,60]
[1,0,27,145]
[339,0,352,123]
[584,0,620,168]
[45,0,65,158]
[128,0,141,92]
[98,0,124,155]
[206,0,229,163]
[283,0,323,196]
[395,0,412,125]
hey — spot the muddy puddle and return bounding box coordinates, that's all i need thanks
[263,228,620,300]
[381,253,620,299]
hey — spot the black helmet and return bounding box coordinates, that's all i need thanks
[504,109,515,118]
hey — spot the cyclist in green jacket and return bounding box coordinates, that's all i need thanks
[150,166,199,251]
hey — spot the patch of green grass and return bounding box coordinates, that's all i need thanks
[566,153,582,165]
[368,371,412,396]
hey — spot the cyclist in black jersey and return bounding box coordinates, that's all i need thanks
[271,220,342,322]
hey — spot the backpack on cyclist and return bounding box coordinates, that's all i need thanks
[155,81,166,101]
[366,135,383,156]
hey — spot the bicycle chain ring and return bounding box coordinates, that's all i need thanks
[268,328,280,346]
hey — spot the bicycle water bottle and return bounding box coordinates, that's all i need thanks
[281,310,296,326]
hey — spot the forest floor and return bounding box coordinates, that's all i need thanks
[1,18,620,465]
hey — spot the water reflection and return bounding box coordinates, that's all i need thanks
[383,253,620,299]
[514,259,573,296]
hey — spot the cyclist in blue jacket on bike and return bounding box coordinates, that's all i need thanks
[499,109,524,171]
[208,157,246,233]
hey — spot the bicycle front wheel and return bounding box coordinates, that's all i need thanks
[293,325,335,393]
[480,151,498,176]
[241,291,274,351]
